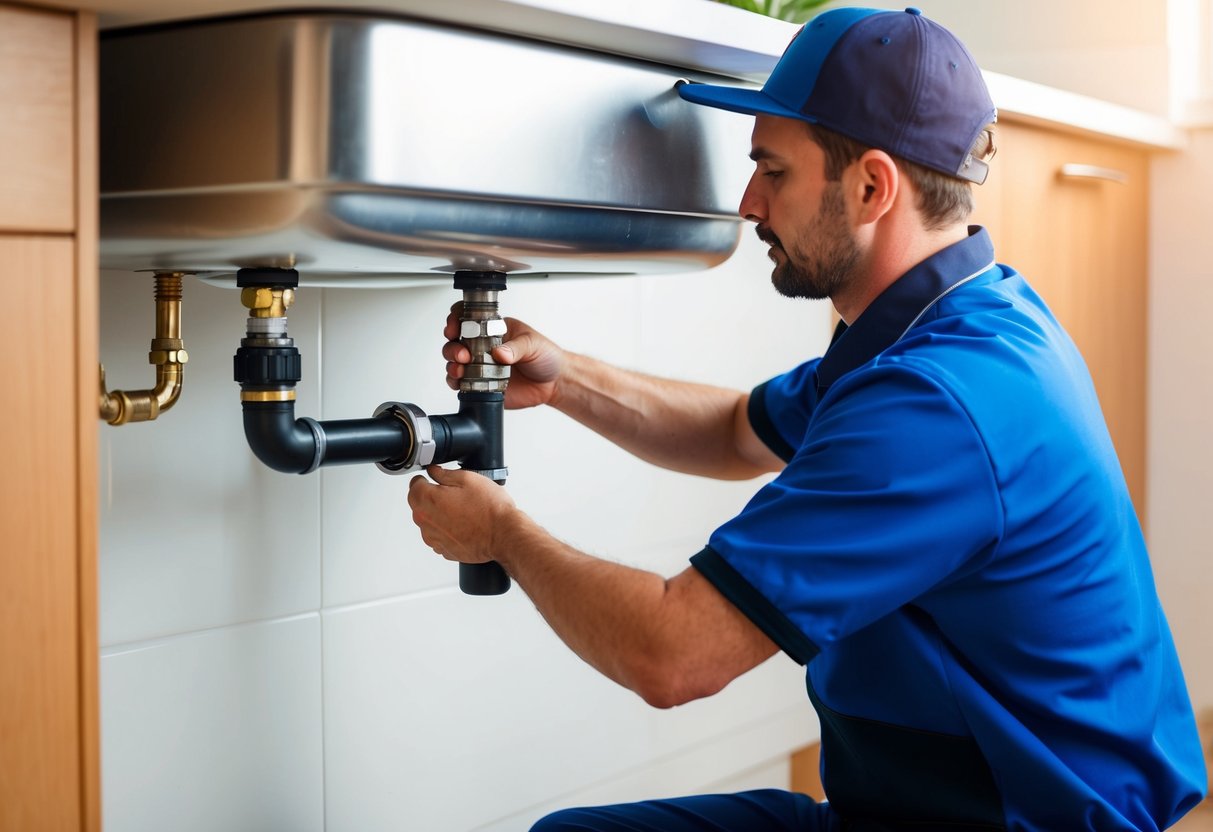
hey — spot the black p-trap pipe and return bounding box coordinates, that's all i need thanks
[450,391,511,596]
[233,266,512,596]
[241,398,503,481]
[241,400,409,474]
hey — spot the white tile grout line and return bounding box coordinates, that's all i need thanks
[97,528,717,657]
[97,585,468,657]
[320,584,465,616]
[99,610,322,658]
[318,287,329,832]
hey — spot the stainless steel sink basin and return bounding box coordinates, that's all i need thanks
[99,13,753,282]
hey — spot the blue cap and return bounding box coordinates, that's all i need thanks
[679,7,996,184]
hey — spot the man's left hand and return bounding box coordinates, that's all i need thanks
[407,465,516,564]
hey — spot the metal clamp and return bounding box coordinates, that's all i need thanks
[373,401,435,474]
[465,467,509,482]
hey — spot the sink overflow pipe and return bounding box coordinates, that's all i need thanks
[232,267,512,596]
[99,272,190,425]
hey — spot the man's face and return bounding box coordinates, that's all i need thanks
[739,115,860,300]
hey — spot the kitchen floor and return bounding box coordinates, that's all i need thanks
[1174,714,1213,830]
[1176,801,1213,830]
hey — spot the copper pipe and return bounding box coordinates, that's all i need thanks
[99,273,189,425]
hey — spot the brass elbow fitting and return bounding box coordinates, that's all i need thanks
[241,286,295,318]
[100,272,190,425]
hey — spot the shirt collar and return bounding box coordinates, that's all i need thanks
[816,226,997,392]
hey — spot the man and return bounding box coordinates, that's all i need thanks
[407,7,1207,830]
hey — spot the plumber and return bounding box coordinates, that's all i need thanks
[407,7,1207,830]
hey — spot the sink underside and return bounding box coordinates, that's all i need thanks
[99,13,753,283]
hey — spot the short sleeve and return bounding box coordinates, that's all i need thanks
[696,365,1003,663]
[748,358,823,462]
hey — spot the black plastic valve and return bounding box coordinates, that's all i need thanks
[233,345,302,387]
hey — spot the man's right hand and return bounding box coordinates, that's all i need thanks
[442,303,565,410]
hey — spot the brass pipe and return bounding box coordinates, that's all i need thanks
[99,272,190,425]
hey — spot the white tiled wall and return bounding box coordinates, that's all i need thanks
[100,615,324,832]
[98,229,833,831]
[98,272,323,645]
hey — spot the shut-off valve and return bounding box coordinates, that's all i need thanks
[232,267,511,596]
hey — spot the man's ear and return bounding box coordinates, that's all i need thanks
[846,149,899,226]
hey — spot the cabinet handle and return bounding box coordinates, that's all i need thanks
[1057,163,1128,185]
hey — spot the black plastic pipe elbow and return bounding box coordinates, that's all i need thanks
[242,401,408,474]
[241,402,321,474]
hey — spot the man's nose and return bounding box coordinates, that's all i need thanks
[738,176,765,224]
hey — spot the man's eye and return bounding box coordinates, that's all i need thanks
[764,170,783,179]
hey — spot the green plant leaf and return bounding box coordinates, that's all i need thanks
[714,0,832,23]
[719,0,764,13]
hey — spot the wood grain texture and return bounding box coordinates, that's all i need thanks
[789,741,825,801]
[992,121,1150,525]
[74,12,101,831]
[0,235,82,832]
[0,8,98,831]
[0,5,75,232]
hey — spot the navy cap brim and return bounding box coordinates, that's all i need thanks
[676,81,814,123]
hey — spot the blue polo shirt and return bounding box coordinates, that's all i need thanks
[692,228,1206,830]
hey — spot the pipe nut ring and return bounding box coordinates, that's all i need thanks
[373,401,435,475]
[464,467,509,482]
[298,417,326,475]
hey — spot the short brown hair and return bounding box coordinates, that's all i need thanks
[804,123,996,231]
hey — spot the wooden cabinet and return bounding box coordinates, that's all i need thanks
[0,6,99,832]
[974,120,1150,524]
[0,6,75,232]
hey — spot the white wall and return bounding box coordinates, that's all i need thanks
[1149,129,1213,712]
[822,0,1172,116]
[97,229,831,831]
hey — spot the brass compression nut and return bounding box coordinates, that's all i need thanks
[148,349,189,365]
[240,286,296,318]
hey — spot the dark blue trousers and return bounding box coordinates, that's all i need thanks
[530,789,841,831]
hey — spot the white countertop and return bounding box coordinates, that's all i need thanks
[68,0,1187,150]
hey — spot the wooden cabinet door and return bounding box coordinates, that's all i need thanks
[0,6,75,232]
[0,237,84,832]
[0,6,99,832]
[987,122,1150,524]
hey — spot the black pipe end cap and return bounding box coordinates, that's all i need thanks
[460,562,511,595]
[453,270,507,292]
[237,267,300,288]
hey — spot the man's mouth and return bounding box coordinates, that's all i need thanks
[756,225,785,260]
[757,224,784,245]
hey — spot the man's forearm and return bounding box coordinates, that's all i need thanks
[497,512,673,703]
[550,352,774,480]
[493,510,776,709]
